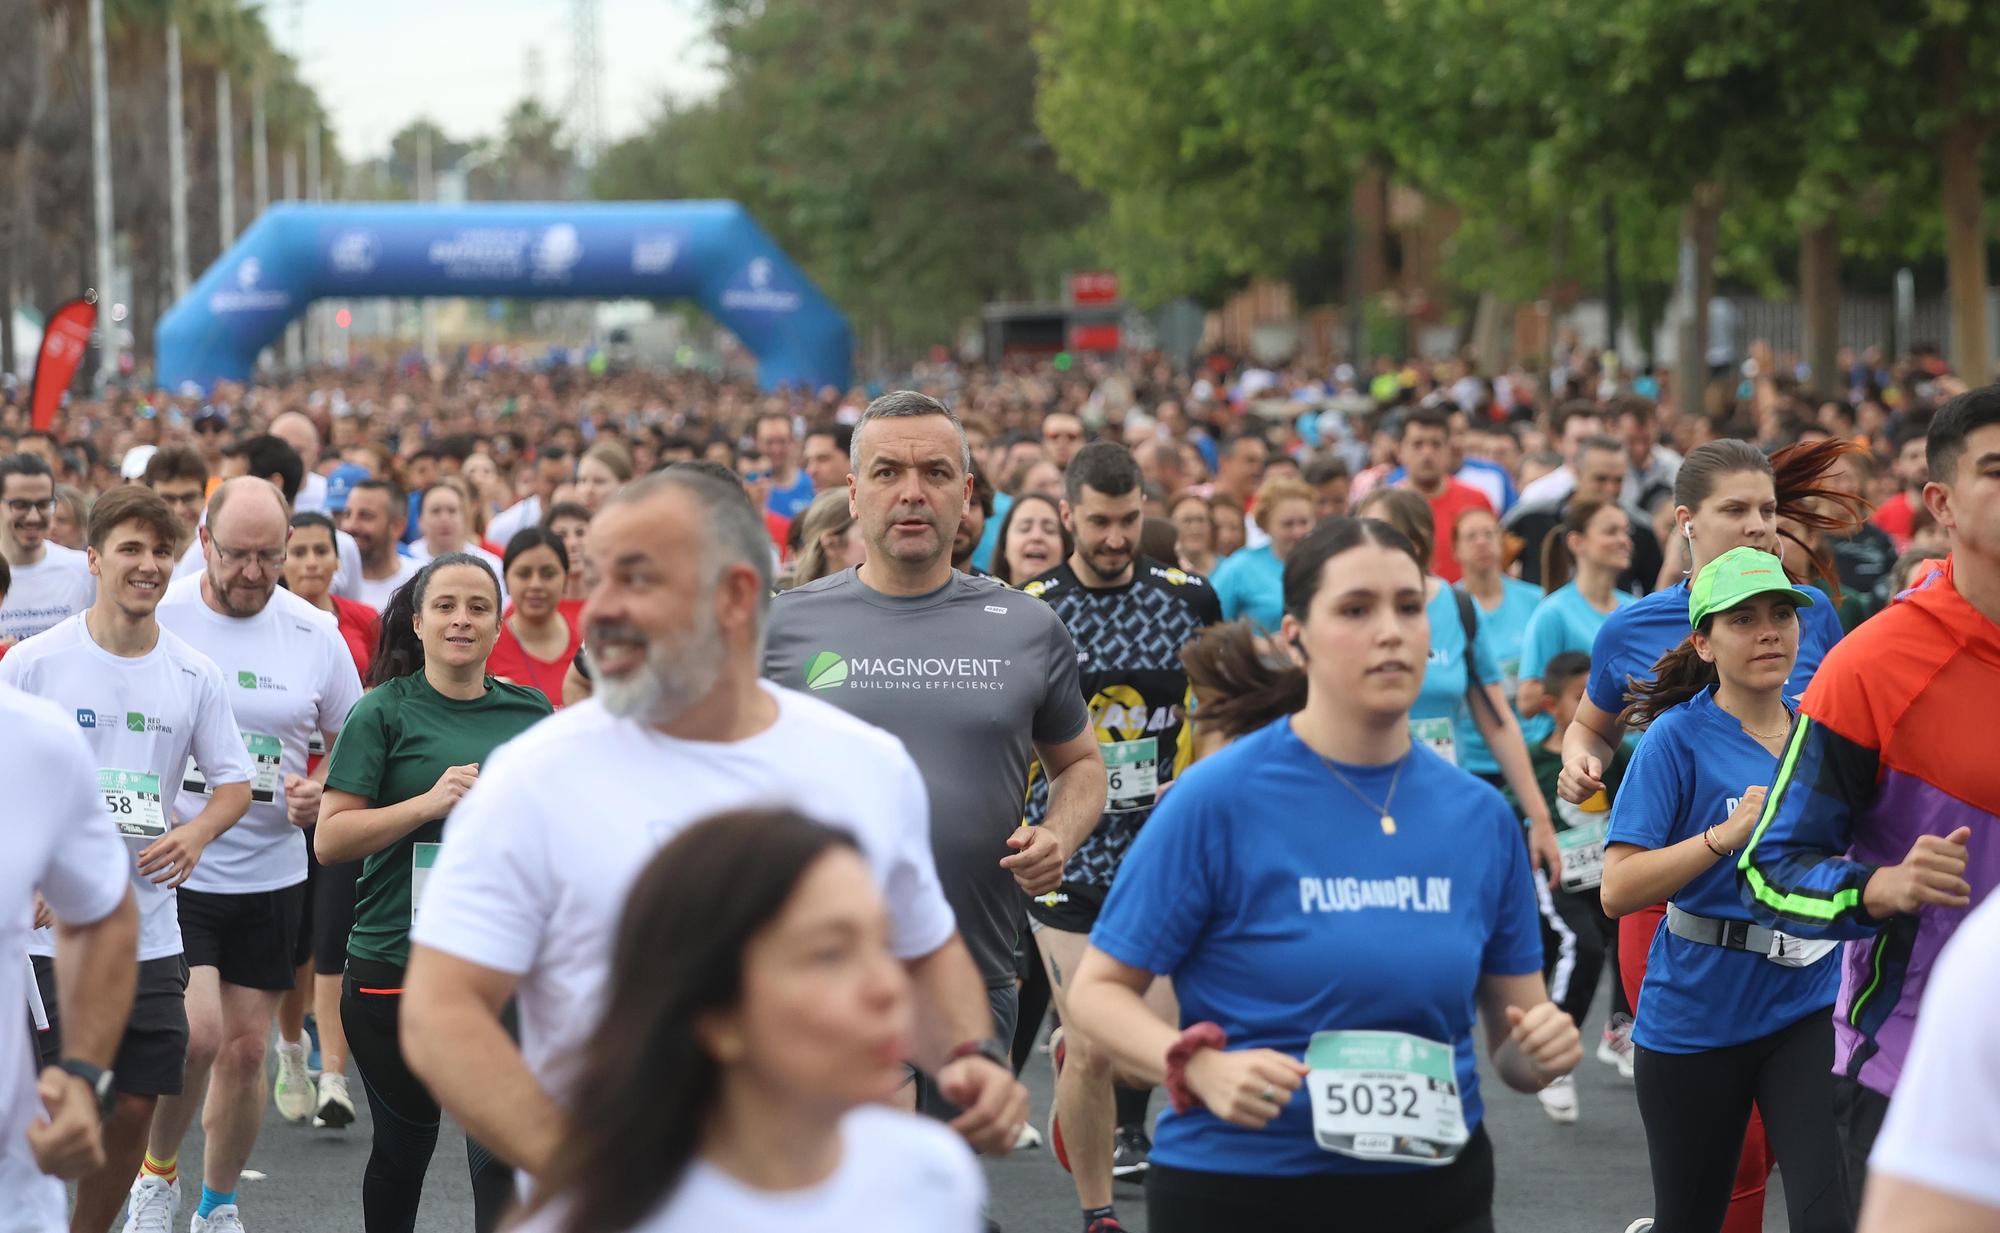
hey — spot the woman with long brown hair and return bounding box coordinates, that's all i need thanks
[511,809,983,1233]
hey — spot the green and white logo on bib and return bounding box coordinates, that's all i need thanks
[804,651,849,691]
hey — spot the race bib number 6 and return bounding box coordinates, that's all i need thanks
[1306,1029,1468,1166]
[98,768,167,839]
[1102,738,1159,812]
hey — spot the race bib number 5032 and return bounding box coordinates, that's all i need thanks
[1305,1029,1468,1166]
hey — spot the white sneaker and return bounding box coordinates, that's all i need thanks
[120,1175,178,1233]
[1537,1074,1579,1124]
[1013,1121,1043,1150]
[191,1205,245,1233]
[313,1070,356,1130]
[1598,1014,1636,1080]
[273,1039,313,1122]
[1623,1220,1655,1233]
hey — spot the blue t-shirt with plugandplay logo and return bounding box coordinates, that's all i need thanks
[1091,716,1544,1177]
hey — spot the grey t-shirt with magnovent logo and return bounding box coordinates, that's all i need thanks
[765,567,1091,985]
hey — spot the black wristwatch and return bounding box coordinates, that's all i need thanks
[57,1059,116,1119]
[947,1038,1010,1070]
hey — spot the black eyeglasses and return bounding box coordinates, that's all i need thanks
[194,420,228,435]
[4,498,56,515]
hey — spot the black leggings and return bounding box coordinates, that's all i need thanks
[1633,1010,1850,1233]
[1539,880,1629,1027]
[341,958,515,1233]
[1145,1124,1494,1233]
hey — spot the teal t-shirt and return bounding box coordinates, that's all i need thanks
[1212,544,1285,634]
[1458,577,1545,776]
[324,670,552,968]
[1413,583,1500,768]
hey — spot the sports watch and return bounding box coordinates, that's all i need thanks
[57,1058,116,1119]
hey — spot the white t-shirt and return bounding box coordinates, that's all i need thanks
[484,497,542,549]
[511,1106,984,1233]
[330,529,364,602]
[349,554,423,614]
[1517,465,1577,508]
[412,684,958,1102]
[0,543,96,643]
[0,685,132,1232]
[1869,892,2000,1210]
[295,471,329,516]
[170,537,204,582]
[156,577,364,893]
[0,615,252,961]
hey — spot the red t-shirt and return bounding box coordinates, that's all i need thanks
[486,614,584,707]
[765,510,793,562]
[1410,479,1495,582]
[1871,490,1917,550]
[329,595,380,681]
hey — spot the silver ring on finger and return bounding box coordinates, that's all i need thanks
[1260,1086,1277,1104]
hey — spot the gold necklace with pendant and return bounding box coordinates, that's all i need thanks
[1315,748,1410,835]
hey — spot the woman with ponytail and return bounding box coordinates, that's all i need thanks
[1516,499,1636,718]
[1599,548,1847,1233]
[1068,517,1580,1232]
[316,553,552,1232]
[1555,437,1865,1231]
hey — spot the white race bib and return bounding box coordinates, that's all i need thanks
[1306,1030,1468,1166]
[1410,717,1457,766]
[1556,818,1609,892]
[1103,738,1159,812]
[411,842,441,927]
[1768,932,1840,968]
[98,768,166,838]
[182,731,282,804]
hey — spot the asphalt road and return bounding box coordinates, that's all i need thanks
[132,983,1788,1232]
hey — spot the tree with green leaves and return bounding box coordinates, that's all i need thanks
[594,0,1094,359]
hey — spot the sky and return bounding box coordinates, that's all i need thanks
[290,0,724,161]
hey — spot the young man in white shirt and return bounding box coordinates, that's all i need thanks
[1,452,96,643]
[400,469,1028,1186]
[141,445,211,583]
[0,484,254,1233]
[340,479,421,612]
[133,479,364,1231]
[1,683,140,1232]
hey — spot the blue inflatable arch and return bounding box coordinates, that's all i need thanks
[156,201,853,392]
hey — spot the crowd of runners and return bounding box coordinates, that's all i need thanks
[2,344,1997,1233]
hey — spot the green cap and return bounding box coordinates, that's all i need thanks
[1689,546,1816,627]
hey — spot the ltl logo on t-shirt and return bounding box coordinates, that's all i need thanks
[76,708,96,729]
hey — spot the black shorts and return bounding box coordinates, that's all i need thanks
[32,954,191,1097]
[179,883,308,991]
[1025,880,1109,933]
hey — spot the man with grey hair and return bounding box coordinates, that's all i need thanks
[402,466,1028,1183]
[767,390,1108,1124]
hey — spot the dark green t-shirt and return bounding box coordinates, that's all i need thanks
[324,671,551,968]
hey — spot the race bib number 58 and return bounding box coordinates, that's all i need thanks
[98,768,166,838]
[1306,1029,1468,1166]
